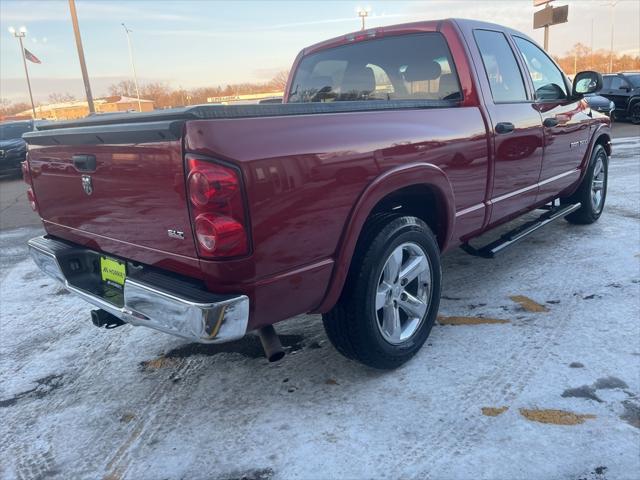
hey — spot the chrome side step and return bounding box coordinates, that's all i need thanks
[461,203,581,259]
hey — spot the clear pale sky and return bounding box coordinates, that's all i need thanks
[1,0,639,103]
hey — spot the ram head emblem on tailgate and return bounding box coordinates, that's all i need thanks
[81,175,93,195]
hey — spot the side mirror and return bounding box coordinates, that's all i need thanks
[573,71,603,97]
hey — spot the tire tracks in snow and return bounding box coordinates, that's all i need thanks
[101,358,204,479]
[383,246,579,477]
[393,307,573,479]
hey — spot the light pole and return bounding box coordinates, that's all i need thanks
[605,0,618,73]
[68,0,95,114]
[121,23,142,112]
[8,26,36,118]
[356,6,371,31]
[590,18,594,69]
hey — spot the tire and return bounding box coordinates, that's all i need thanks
[322,216,441,369]
[562,144,608,224]
[630,102,640,125]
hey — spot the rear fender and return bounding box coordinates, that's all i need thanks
[314,163,455,313]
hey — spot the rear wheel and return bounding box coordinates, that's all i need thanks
[562,144,608,224]
[630,103,640,125]
[322,216,441,369]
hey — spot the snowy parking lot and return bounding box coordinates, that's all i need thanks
[1,133,639,480]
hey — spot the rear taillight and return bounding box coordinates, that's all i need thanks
[186,155,248,258]
[21,161,30,183]
[22,159,38,212]
[27,188,37,211]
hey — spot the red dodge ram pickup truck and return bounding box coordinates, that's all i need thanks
[24,19,611,368]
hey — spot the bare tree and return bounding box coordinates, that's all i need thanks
[107,80,137,97]
[269,70,290,91]
[555,43,640,74]
[0,98,33,117]
[48,92,76,104]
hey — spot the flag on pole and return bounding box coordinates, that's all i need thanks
[24,48,41,64]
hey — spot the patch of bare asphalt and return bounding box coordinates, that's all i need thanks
[562,376,639,428]
[519,408,596,425]
[437,315,509,325]
[562,376,629,403]
[576,465,608,480]
[218,467,274,480]
[140,334,309,371]
[509,295,549,313]
[562,385,603,403]
[620,400,640,429]
[0,374,64,408]
[582,293,602,300]
[593,376,629,390]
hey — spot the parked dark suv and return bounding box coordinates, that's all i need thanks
[0,120,37,176]
[599,72,640,123]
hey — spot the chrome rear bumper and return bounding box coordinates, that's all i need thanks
[28,236,249,343]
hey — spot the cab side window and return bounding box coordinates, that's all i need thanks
[608,76,628,91]
[513,36,568,101]
[474,30,527,103]
[288,33,463,103]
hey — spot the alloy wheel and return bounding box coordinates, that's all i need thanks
[591,154,606,213]
[375,242,432,344]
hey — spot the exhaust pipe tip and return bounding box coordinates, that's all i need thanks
[91,309,125,329]
[258,325,285,362]
[90,309,102,327]
[267,349,286,363]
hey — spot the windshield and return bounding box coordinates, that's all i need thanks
[626,74,640,88]
[0,123,32,141]
[288,33,462,103]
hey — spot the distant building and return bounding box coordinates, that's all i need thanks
[206,91,284,105]
[17,96,154,121]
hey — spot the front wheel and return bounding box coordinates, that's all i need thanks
[322,216,441,369]
[562,144,608,224]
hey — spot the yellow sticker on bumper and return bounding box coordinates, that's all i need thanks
[100,256,126,287]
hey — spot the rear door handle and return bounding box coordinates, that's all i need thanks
[495,122,515,134]
[543,118,559,128]
[72,154,96,172]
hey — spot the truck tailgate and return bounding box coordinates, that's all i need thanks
[27,138,199,268]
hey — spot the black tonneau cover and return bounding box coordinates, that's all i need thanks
[31,99,457,130]
[24,99,457,146]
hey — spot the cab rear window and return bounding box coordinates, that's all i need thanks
[288,33,462,103]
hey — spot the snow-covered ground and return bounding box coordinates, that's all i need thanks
[1,138,638,480]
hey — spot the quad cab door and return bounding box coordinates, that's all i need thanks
[473,29,544,224]
[512,36,592,201]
